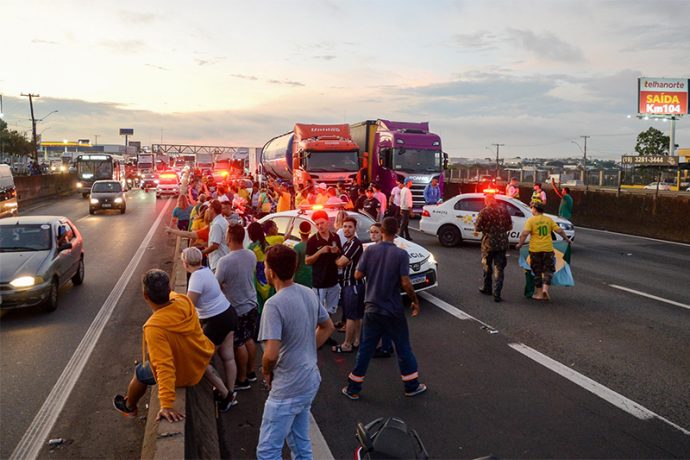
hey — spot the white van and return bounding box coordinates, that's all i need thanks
[0,164,19,218]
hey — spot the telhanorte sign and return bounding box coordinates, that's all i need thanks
[638,77,689,116]
[622,155,679,166]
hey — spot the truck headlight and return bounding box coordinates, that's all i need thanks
[10,276,39,288]
[90,198,99,204]
[76,182,82,188]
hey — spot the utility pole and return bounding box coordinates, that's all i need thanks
[94,134,100,146]
[491,143,504,180]
[21,93,40,162]
[580,135,590,191]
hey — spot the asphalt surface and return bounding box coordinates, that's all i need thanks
[2,195,689,458]
[220,221,690,458]
[0,190,176,459]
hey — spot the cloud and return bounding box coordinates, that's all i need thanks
[99,39,147,53]
[31,39,59,45]
[313,55,337,61]
[145,63,169,71]
[194,56,226,66]
[117,11,157,24]
[267,79,305,87]
[453,31,502,51]
[506,29,585,62]
[229,74,259,81]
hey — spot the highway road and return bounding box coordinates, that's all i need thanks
[2,193,689,458]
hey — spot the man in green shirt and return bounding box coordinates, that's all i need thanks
[551,179,573,219]
[293,221,313,288]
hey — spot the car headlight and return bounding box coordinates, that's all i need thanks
[90,198,99,204]
[114,197,123,203]
[154,179,160,184]
[429,253,437,265]
[558,222,573,231]
[76,182,82,188]
[10,276,40,288]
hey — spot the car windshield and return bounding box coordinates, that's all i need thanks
[305,151,359,172]
[159,178,177,185]
[393,148,442,173]
[0,224,52,252]
[92,182,122,193]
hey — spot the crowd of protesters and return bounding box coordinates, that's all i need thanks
[114,170,427,460]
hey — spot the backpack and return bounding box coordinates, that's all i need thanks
[356,417,428,460]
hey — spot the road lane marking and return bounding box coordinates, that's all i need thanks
[10,200,172,460]
[609,284,690,311]
[577,227,690,247]
[508,343,690,436]
[309,412,334,460]
[420,291,690,437]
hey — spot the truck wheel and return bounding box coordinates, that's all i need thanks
[438,225,462,247]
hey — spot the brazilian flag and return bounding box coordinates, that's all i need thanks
[519,240,573,298]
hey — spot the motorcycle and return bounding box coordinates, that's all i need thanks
[355,417,428,460]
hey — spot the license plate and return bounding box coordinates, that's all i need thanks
[102,204,111,208]
[411,275,426,285]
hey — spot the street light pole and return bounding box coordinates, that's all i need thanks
[20,93,40,162]
[580,135,590,191]
[492,143,504,180]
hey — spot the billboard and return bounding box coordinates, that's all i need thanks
[119,128,134,135]
[638,77,689,116]
[622,155,678,166]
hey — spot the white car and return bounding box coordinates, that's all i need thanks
[643,182,671,191]
[419,193,575,247]
[252,206,438,292]
[156,172,180,199]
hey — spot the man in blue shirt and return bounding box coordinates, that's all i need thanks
[342,217,427,400]
[423,177,442,205]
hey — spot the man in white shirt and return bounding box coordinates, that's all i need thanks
[399,178,414,240]
[389,178,403,223]
[202,200,230,272]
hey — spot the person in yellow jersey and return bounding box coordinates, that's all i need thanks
[276,183,292,212]
[516,201,572,301]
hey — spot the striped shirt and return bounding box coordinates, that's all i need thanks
[341,237,364,286]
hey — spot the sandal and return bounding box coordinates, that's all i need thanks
[331,344,354,353]
[531,295,544,301]
[542,291,551,301]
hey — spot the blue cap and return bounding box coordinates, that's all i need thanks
[404,178,413,184]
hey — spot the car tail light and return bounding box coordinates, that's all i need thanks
[421,209,430,217]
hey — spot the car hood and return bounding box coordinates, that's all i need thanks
[544,213,572,225]
[361,238,431,264]
[0,250,51,282]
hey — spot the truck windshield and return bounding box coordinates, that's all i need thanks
[77,160,113,179]
[306,151,359,172]
[393,148,442,173]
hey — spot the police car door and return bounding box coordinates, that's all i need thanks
[498,199,527,244]
[453,197,485,241]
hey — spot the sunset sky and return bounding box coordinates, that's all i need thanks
[2,0,689,159]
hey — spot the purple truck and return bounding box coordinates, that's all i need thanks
[350,120,447,211]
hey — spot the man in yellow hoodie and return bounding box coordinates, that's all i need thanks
[113,269,215,422]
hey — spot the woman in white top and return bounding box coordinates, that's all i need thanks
[182,247,238,411]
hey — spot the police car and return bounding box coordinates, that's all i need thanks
[419,192,575,247]
[253,205,438,292]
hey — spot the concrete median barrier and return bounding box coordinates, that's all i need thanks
[444,182,690,243]
[15,174,77,204]
[141,236,221,459]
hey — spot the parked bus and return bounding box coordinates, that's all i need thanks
[75,154,126,197]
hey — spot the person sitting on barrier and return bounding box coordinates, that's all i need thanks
[113,269,215,421]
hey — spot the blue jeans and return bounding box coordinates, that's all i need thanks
[347,311,420,394]
[257,374,320,460]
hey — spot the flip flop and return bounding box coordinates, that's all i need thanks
[542,292,551,301]
[331,344,354,353]
[531,295,544,301]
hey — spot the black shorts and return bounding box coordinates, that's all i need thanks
[200,306,237,346]
[234,308,258,347]
[341,283,365,320]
